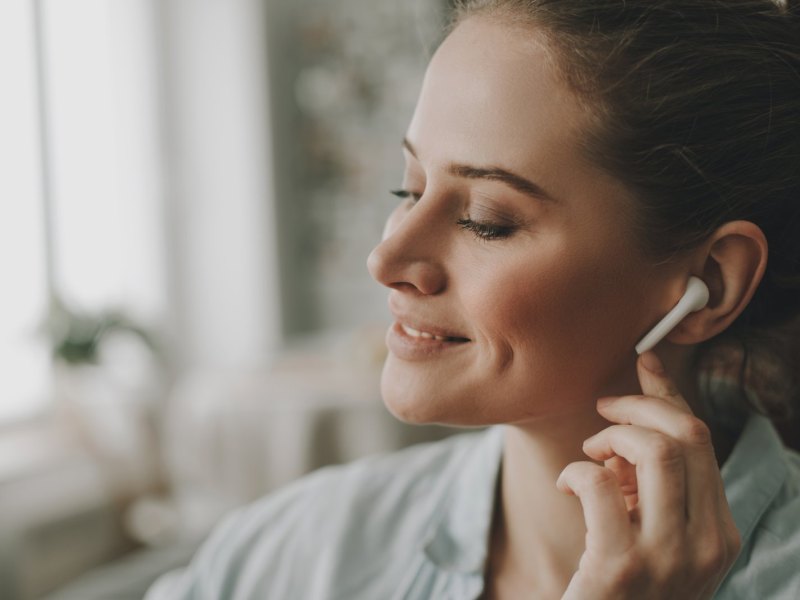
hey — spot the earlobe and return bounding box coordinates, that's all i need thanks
[666,220,768,345]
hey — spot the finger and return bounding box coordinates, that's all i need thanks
[604,455,639,511]
[637,351,690,411]
[557,461,635,553]
[597,395,707,442]
[634,350,723,525]
[687,458,729,530]
[583,424,687,539]
[596,395,723,525]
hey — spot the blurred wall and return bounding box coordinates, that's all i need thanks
[158,0,282,371]
[264,0,450,337]
[157,0,450,369]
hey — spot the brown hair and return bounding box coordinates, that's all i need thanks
[450,0,800,422]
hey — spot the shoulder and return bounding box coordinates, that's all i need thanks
[758,447,800,532]
[145,427,493,600]
[719,443,800,600]
[234,426,488,551]
[743,447,800,596]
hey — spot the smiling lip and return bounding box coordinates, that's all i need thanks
[386,321,472,361]
[395,319,470,341]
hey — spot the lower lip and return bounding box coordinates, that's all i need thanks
[386,321,471,361]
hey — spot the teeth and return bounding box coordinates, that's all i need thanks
[401,323,450,341]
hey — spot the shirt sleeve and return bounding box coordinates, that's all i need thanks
[143,568,190,600]
[143,465,341,600]
[142,505,263,600]
[141,432,478,600]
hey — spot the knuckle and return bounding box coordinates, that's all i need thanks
[723,526,742,568]
[649,554,683,586]
[612,550,646,587]
[584,466,618,490]
[664,381,682,398]
[696,533,727,576]
[728,526,743,557]
[678,415,712,446]
[646,436,683,464]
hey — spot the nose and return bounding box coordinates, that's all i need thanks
[366,202,447,295]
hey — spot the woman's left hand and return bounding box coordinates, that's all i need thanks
[556,351,742,600]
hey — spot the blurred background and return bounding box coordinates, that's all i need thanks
[0,0,464,598]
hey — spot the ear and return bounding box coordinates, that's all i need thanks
[666,220,768,345]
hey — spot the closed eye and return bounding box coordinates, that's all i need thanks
[456,218,515,241]
[389,189,421,203]
[389,189,515,241]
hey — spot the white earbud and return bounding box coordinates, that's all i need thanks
[635,276,710,355]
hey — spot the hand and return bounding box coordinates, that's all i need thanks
[556,351,742,600]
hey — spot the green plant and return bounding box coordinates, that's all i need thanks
[40,294,161,366]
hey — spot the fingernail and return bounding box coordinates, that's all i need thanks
[640,351,664,374]
[596,396,613,408]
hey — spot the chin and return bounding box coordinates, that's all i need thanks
[380,380,438,424]
[379,365,498,428]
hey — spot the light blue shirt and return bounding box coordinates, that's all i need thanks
[146,413,800,599]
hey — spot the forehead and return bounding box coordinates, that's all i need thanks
[406,16,590,178]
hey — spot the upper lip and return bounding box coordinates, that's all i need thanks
[388,300,471,341]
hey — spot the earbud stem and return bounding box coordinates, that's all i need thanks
[635,276,709,355]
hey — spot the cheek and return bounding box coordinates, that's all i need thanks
[459,245,579,335]
[457,257,556,364]
[460,244,649,379]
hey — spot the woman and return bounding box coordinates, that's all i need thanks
[146,1,800,598]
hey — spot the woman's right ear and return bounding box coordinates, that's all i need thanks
[666,220,768,346]
[635,276,709,354]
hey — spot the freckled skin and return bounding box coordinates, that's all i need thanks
[368,17,673,428]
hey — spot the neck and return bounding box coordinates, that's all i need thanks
[488,405,612,596]
[486,346,729,597]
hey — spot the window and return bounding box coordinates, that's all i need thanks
[0,0,49,422]
[43,0,166,318]
[0,0,166,423]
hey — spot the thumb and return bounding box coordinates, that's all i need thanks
[637,350,687,409]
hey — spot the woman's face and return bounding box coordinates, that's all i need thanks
[367,17,668,427]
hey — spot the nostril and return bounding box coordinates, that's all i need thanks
[388,282,420,293]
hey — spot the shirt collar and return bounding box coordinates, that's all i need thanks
[420,424,505,574]
[721,412,788,544]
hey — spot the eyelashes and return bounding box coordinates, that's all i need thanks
[390,189,421,203]
[389,189,515,241]
[455,218,514,241]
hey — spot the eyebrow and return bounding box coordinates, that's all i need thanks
[402,137,558,204]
